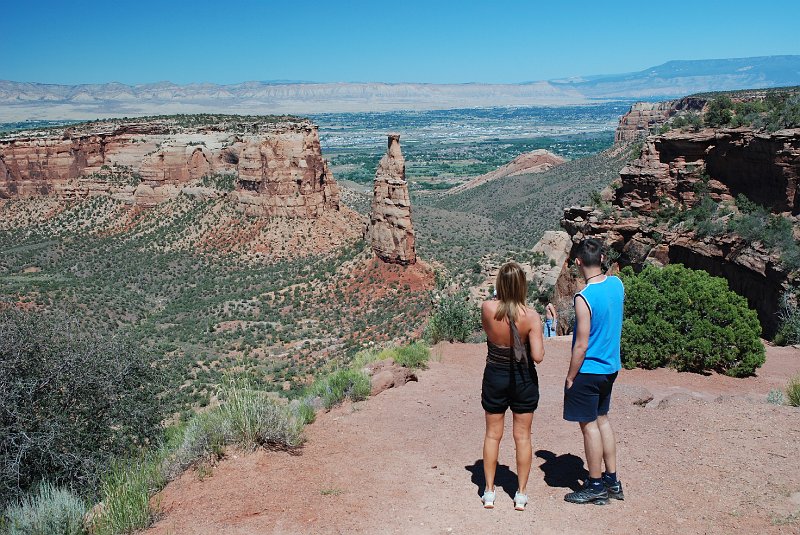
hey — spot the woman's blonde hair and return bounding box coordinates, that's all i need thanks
[494,261,527,322]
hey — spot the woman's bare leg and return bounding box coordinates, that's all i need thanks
[483,412,505,490]
[512,412,534,493]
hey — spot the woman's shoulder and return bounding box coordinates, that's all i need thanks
[481,299,497,313]
[520,305,541,323]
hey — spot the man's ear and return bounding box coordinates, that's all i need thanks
[575,257,582,267]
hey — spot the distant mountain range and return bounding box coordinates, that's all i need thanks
[1,55,799,121]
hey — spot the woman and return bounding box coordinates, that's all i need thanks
[480,261,544,511]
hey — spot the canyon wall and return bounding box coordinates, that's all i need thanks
[0,117,340,218]
[614,97,707,142]
[561,126,800,337]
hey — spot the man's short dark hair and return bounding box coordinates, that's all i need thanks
[576,238,604,268]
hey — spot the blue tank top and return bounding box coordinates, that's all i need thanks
[572,275,624,374]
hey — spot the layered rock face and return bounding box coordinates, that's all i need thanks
[614,97,707,142]
[561,126,800,337]
[0,117,340,218]
[365,135,416,265]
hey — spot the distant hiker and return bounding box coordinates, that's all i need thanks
[544,302,558,338]
[480,262,545,511]
[563,238,625,505]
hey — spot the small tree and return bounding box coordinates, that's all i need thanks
[619,264,764,377]
[424,292,480,344]
[704,96,734,127]
[0,308,166,505]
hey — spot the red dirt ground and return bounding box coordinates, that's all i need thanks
[147,339,800,535]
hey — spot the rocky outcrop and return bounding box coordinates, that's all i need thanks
[614,96,707,143]
[365,135,416,265]
[470,230,572,302]
[617,129,800,214]
[448,149,566,194]
[364,358,418,396]
[561,126,800,337]
[0,116,340,218]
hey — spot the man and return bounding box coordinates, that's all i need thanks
[563,238,625,505]
[544,302,557,338]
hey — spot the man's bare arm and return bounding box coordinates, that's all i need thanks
[566,296,591,387]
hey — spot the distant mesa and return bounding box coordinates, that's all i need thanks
[0,115,340,219]
[2,56,799,120]
[365,134,417,265]
[448,149,566,194]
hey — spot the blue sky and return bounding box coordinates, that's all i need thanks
[2,0,798,85]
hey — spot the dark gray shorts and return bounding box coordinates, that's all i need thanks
[563,371,618,422]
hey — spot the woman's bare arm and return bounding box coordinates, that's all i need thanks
[527,309,545,363]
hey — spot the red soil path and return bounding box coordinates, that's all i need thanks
[147,339,800,535]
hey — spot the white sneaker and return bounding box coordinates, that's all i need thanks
[482,487,496,509]
[514,491,529,511]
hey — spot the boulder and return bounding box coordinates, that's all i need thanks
[365,357,418,396]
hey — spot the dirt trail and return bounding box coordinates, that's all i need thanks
[148,339,800,535]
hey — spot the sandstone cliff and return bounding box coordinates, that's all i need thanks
[561,126,800,337]
[614,97,707,142]
[447,149,566,194]
[0,116,340,218]
[365,135,416,265]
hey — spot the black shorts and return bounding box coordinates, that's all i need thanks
[563,371,618,423]
[481,361,539,414]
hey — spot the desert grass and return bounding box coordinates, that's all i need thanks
[786,374,800,407]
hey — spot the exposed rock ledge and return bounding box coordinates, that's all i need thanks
[0,116,340,218]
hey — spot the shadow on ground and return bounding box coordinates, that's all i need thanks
[465,460,518,499]
[535,450,587,491]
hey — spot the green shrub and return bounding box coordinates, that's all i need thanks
[0,309,165,506]
[727,195,800,270]
[294,399,317,425]
[424,292,480,344]
[774,293,800,346]
[787,375,800,407]
[704,96,733,127]
[3,482,87,535]
[308,369,371,410]
[167,380,304,475]
[199,173,237,192]
[394,342,431,369]
[619,264,765,377]
[218,381,304,449]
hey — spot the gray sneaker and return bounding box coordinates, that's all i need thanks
[604,479,624,500]
[481,487,496,508]
[564,483,609,505]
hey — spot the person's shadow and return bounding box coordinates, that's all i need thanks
[464,460,518,499]
[535,450,587,491]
